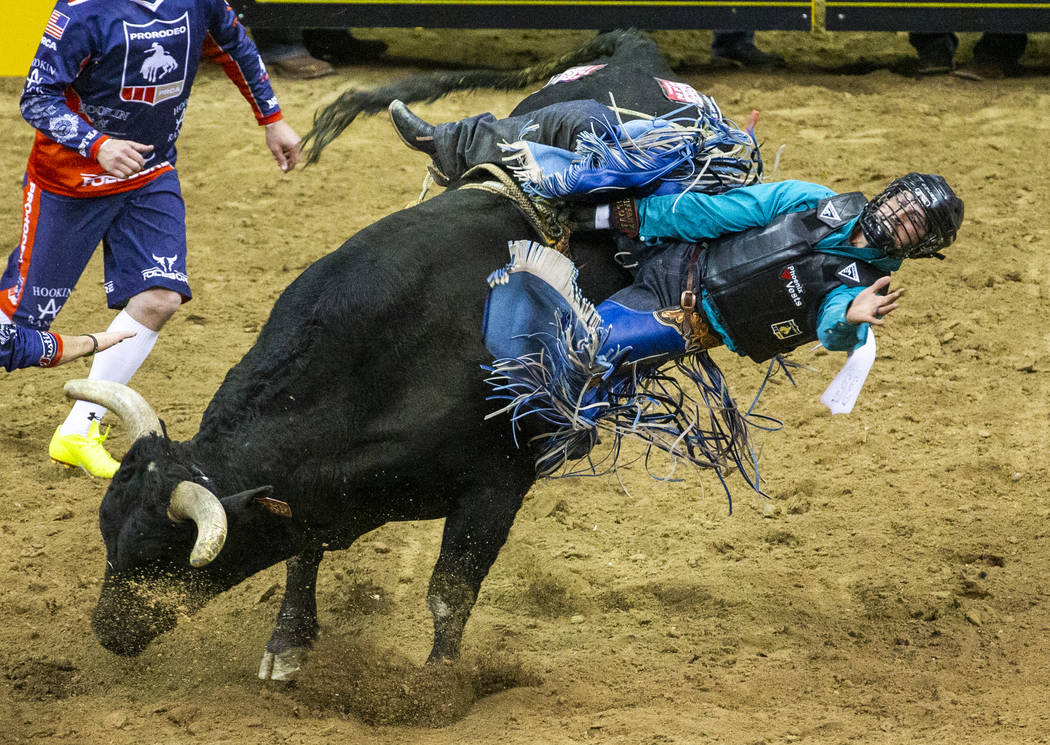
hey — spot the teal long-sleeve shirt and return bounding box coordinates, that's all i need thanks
[636,180,903,354]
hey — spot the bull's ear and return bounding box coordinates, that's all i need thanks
[256,496,293,518]
[220,485,293,519]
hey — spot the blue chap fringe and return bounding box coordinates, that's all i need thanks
[483,313,776,507]
[499,102,762,200]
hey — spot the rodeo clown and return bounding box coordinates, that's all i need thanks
[3,0,301,477]
[390,100,964,490]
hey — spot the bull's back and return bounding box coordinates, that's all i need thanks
[510,63,685,120]
[197,190,556,510]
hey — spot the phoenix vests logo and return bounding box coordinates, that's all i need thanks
[121,14,190,105]
[779,265,805,307]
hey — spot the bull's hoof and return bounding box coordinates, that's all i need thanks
[258,646,308,681]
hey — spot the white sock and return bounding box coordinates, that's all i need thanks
[60,310,159,437]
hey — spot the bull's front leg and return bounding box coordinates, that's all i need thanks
[427,488,524,662]
[258,547,324,681]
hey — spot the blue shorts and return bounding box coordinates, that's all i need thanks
[0,170,190,330]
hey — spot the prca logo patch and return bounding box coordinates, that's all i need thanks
[120,13,190,105]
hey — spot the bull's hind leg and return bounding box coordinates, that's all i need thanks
[258,547,324,681]
[426,488,525,662]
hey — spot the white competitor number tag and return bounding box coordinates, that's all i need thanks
[820,327,876,414]
[545,64,606,87]
[656,78,706,105]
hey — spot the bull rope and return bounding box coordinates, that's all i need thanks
[456,164,570,252]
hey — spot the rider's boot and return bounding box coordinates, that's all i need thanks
[389,100,437,157]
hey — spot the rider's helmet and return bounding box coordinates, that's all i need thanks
[859,173,964,259]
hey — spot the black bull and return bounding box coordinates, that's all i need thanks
[70,31,722,678]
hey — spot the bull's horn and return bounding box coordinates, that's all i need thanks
[63,379,162,442]
[168,481,228,567]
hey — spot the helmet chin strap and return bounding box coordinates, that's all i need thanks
[847,222,868,248]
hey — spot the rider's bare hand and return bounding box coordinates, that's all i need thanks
[846,276,903,326]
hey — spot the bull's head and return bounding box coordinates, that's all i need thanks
[65,380,232,656]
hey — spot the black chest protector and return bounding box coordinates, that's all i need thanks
[701,192,889,363]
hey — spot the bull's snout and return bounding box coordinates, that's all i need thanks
[92,614,154,657]
[91,580,180,657]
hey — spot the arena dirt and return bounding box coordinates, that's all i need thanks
[1,29,1049,745]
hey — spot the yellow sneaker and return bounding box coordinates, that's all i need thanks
[49,420,121,478]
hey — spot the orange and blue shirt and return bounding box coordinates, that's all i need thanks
[21,0,282,198]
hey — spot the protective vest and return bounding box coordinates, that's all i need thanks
[701,192,889,363]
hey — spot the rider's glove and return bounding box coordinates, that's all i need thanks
[608,197,639,237]
[562,204,599,232]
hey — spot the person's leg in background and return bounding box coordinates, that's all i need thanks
[252,27,334,79]
[909,32,958,75]
[711,30,785,68]
[965,32,1028,77]
[303,29,387,63]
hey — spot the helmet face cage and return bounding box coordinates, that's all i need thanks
[859,173,964,259]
